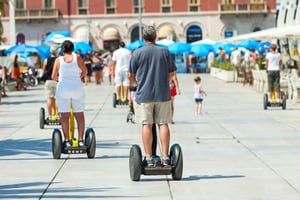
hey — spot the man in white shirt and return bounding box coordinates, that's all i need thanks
[112,41,131,103]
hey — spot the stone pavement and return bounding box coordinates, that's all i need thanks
[1,73,300,200]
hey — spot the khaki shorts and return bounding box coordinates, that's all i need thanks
[45,80,57,98]
[135,101,172,125]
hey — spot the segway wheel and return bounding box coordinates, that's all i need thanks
[29,76,38,86]
[129,145,142,181]
[113,93,117,108]
[52,128,62,159]
[281,92,286,110]
[85,128,96,158]
[40,107,45,129]
[263,94,268,110]
[170,144,183,180]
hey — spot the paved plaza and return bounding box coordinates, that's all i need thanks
[1,73,300,200]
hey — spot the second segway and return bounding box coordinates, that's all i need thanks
[129,125,183,181]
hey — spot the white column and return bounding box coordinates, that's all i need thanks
[9,0,16,45]
[138,0,142,41]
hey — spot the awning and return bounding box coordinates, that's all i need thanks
[224,25,300,42]
[157,26,175,40]
[102,27,120,41]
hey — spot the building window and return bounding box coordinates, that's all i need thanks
[250,0,262,3]
[78,0,88,15]
[133,0,143,13]
[44,0,53,8]
[189,0,199,12]
[161,0,171,13]
[16,0,24,9]
[106,0,115,14]
[222,0,234,4]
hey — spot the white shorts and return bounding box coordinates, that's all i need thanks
[114,70,129,86]
[56,81,85,113]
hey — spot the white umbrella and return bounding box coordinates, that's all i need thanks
[156,39,175,47]
[191,39,216,46]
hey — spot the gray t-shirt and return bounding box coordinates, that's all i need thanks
[129,44,177,103]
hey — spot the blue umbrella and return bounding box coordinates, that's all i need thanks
[237,39,259,49]
[167,42,191,54]
[257,41,271,52]
[74,41,93,55]
[190,43,214,57]
[214,42,237,54]
[5,44,44,55]
[126,40,145,51]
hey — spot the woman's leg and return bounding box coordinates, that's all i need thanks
[60,112,70,141]
[74,112,85,141]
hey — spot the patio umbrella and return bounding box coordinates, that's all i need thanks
[74,41,93,55]
[156,39,174,47]
[167,42,191,54]
[214,42,237,54]
[5,44,44,55]
[42,31,71,45]
[125,40,145,51]
[237,39,259,49]
[190,43,214,57]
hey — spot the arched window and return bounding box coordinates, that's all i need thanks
[253,27,261,32]
[186,25,202,43]
[16,33,25,44]
[131,26,140,42]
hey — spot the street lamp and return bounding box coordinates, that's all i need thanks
[138,0,142,41]
[86,19,92,44]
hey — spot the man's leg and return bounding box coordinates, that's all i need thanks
[74,112,85,141]
[60,112,70,141]
[158,124,170,157]
[142,124,153,158]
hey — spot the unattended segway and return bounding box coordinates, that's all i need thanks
[40,98,61,129]
[263,90,286,110]
[129,124,183,181]
[52,104,96,159]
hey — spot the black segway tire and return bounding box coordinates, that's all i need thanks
[263,94,268,110]
[40,107,45,129]
[129,145,142,181]
[113,93,117,108]
[85,128,96,158]
[281,92,286,110]
[170,144,183,180]
[29,76,38,86]
[52,128,62,159]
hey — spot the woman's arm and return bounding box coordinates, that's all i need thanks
[77,55,88,79]
[51,58,59,81]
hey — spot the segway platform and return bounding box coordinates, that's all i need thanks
[63,146,87,154]
[143,156,172,175]
[40,107,61,129]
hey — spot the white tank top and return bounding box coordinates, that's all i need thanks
[58,53,82,82]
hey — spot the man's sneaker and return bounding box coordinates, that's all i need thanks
[144,156,154,167]
[78,140,85,147]
[64,141,72,148]
[161,156,171,167]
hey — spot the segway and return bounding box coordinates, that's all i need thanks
[52,104,96,159]
[129,124,183,181]
[40,101,61,129]
[263,91,286,110]
[113,85,129,108]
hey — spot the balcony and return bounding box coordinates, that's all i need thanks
[15,9,60,21]
[219,3,269,14]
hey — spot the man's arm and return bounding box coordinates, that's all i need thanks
[128,72,137,87]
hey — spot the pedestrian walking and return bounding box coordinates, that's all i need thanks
[194,76,207,115]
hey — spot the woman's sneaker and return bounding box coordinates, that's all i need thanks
[79,140,85,147]
[64,141,72,148]
[161,156,170,167]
